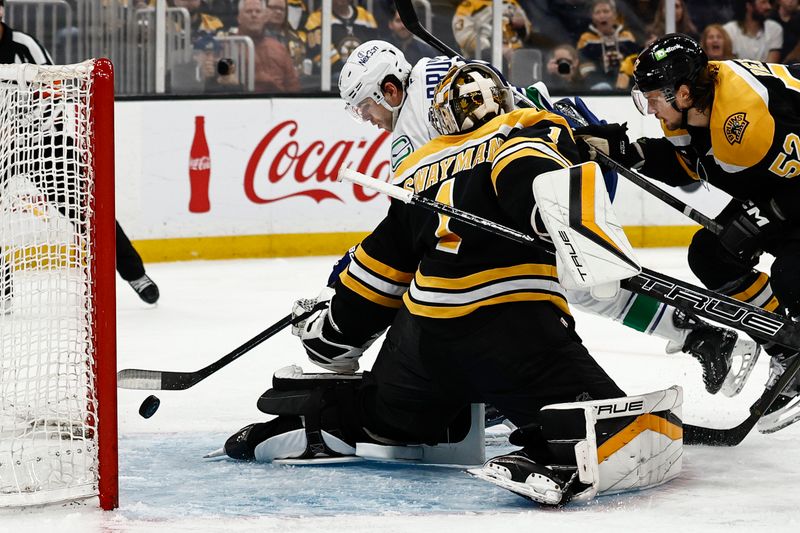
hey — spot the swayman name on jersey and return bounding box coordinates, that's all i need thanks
[336,108,580,329]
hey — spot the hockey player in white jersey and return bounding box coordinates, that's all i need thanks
[336,40,758,397]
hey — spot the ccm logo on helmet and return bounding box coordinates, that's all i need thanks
[356,45,380,65]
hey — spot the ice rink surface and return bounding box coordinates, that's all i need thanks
[2,248,799,533]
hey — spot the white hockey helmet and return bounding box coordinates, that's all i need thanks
[338,40,412,125]
[429,62,514,135]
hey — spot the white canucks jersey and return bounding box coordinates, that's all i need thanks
[391,56,460,174]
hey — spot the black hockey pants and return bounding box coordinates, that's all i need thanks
[359,302,625,445]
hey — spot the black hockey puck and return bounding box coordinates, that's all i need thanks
[139,395,160,419]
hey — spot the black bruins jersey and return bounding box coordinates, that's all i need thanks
[640,60,800,222]
[330,109,581,342]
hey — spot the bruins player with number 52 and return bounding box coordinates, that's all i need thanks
[578,33,800,433]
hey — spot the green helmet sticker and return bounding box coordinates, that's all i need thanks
[654,49,668,61]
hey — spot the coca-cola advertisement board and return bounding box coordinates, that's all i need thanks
[116,98,393,241]
[113,96,732,249]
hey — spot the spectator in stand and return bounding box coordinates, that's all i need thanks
[577,0,640,90]
[233,0,266,41]
[645,0,698,41]
[701,23,736,60]
[723,0,782,62]
[264,0,308,80]
[286,0,308,32]
[172,0,225,43]
[186,33,245,93]
[770,0,800,62]
[206,0,240,30]
[386,5,437,65]
[544,43,585,92]
[452,0,531,61]
[237,0,301,92]
[304,0,379,77]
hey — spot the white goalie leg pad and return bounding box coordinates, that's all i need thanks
[254,428,356,462]
[532,162,641,296]
[541,386,683,502]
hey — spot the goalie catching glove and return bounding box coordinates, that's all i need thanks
[292,288,379,373]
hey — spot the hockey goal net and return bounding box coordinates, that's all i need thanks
[0,59,117,509]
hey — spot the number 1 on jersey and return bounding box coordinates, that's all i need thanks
[434,179,462,254]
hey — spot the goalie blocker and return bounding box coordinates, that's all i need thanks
[469,387,683,505]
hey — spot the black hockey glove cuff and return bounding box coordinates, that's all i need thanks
[574,123,645,169]
[717,200,785,261]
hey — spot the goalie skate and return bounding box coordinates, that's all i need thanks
[467,451,570,506]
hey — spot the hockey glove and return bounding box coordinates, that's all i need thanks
[574,123,645,169]
[291,288,374,374]
[717,200,785,261]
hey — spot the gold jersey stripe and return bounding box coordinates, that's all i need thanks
[490,141,570,191]
[730,272,769,303]
[769,63,800,94]
[340,270,404,309]
[764,296,781,312]
[596,413,683,464]
[354,246,414,284]
[414,263,558,290]
[403,291,570,318]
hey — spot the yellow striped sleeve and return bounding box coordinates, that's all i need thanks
[354,246,414,284]
[340,271,404,308]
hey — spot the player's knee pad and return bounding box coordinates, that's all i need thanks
[247,365,368,461]
[527,386,683,502]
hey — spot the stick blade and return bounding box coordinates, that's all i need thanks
[117,369,164,390]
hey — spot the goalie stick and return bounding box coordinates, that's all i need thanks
[116,301,328,391]
[339,167,800,445]
[394,0,726,237]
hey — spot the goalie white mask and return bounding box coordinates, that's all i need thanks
[429,63,514,135]
[338,40,412,128]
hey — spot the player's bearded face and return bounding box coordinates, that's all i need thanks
[348,97,394,131]
[633,88,683,129]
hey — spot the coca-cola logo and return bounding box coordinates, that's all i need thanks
[190,156,211,171]
[244,120,390,204]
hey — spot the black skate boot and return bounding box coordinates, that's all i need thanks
[129,274,160,304]
[758,350,800,433]
[670,311,759,396]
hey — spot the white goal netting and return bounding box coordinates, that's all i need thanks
[0,60,113,508]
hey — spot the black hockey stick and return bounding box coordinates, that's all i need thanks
[395,0,726,237]
[683,354,800,445]
[340,168,800,444]
[549,100,725,234]
[395,0,462,59]
[116,302,327,391]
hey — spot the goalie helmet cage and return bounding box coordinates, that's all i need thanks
[0,59,118,510]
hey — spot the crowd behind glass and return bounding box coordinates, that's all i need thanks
[4,0,799,96]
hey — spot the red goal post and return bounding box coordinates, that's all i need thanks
[0,58,118,510]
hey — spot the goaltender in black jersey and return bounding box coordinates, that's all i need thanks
[222,63,684,507]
